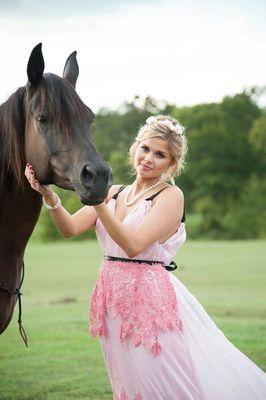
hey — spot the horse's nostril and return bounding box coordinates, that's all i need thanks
[80,163,112,190]
[80,165,95,188]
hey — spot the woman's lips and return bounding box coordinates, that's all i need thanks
[141,164,153,170]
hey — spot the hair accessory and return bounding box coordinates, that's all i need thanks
[146,116,157,125]
[145,116,184,136]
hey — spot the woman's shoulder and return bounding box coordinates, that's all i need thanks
[151,184,184,215]
[157,184,184,203]
[152,184,184,221]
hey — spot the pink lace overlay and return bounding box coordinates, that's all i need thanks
[120,387,127,400]
[90,259,183,356]
[118,386,142,400]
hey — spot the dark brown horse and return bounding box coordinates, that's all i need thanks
[0,43,112,343]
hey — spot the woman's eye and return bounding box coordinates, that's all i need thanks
[36,114,48,124]
[156,152,165,158]
[141,146,149,152]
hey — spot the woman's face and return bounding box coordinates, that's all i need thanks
[133,136,173,180]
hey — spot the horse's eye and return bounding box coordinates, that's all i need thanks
[36,114,48,124]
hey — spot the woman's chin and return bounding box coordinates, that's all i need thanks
[138,170,151,178]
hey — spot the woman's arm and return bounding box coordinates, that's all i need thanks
[94,186,184,258]
[24,164,120,238]
[57,184,121,238]
[47,203,98,238]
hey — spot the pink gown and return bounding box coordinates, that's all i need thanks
[90,195,266,400]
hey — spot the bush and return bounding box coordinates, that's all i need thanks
[223,176,266,239]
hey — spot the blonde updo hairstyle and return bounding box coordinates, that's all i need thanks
[129,115,187,182]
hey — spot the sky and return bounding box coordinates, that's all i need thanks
[0,0,266,113]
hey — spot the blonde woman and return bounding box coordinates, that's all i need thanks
[25,115,266,400]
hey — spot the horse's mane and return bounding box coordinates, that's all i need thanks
[0,86,26,189]
[0,74,95,189]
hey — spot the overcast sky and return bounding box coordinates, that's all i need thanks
[0,0,265,112]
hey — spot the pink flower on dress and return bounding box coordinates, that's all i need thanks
[120,386,128,400]
[152,340,162,357]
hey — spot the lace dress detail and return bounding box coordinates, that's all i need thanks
[119,386,141,400]
[90,259,183,356]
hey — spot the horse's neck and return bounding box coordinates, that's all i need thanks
[0,176,42,333]
[0,181,42,274]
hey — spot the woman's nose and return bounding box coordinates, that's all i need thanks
[144,154,153,162]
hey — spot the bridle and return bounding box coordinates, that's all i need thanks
[0,261,28,347]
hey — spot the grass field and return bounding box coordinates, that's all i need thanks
[0,240,265,400]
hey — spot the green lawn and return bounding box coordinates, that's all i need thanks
[0,240,265,400]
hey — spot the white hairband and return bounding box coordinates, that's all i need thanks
[146,116,184,136]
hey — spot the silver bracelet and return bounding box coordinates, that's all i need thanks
[42,193,61,210]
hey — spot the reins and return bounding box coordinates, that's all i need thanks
[0,261,28,347]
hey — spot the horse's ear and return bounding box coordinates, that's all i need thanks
[63,51,79,88]
[27,43,45,86]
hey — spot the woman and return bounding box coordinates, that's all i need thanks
[25,115,265,400]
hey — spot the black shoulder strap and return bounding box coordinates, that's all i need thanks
[181,205,186,223]
[145,187,168,201]
[112,185,126,200]
[146,187,186,223]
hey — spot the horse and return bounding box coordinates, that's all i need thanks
[0,43,112,344]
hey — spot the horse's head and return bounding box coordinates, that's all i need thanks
[24,43,112,205]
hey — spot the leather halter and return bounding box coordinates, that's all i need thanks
[0,261,28,347]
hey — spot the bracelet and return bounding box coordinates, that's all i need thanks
[42,193,61,210]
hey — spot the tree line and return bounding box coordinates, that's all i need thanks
[33,88,266,241]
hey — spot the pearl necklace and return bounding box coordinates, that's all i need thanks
[125,180,163,206]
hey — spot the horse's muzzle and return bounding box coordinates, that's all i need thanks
[80,163,111,190]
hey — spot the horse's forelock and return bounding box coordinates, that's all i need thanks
[39,75,94,143]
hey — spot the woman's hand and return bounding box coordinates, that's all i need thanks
[24,163,56,205]
[24,163,99,236]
